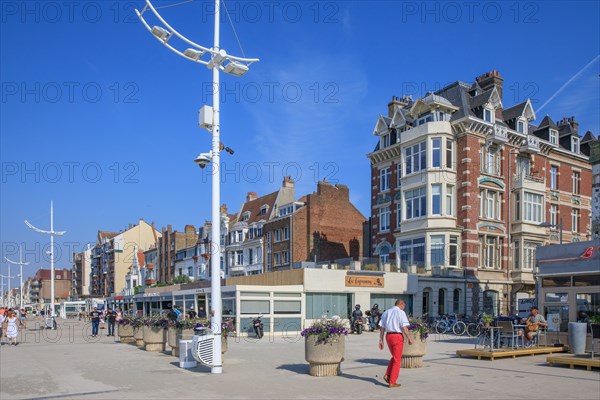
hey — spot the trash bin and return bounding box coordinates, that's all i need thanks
[179,339,197,369]
[567,322,587,354]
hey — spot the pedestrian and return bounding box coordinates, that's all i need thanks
[0,310,5,345]
[90,307,101,337]
[3,310,20,346]
[378,299,413,388]
[107,309,116,336]
[198,307,207,319]
[20,308,27,330]
[173,305,182,320]
[187,306,197,320]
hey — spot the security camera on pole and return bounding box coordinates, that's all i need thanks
[5,245,30,310]
[136,0,258,374]
[25,201,66,323]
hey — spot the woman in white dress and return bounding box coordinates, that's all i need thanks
[4,311,20,346]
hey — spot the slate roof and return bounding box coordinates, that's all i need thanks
[502,101,528,121]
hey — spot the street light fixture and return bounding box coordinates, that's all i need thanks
[5,245,30,310]
[539,217,563,244]
[136,0,259,374]
[25,201,66,320]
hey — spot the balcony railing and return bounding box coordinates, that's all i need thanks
[520,135,540,153]
[513,172,545,189]
[486,125,508,144]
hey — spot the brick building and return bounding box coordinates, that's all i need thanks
[263,181,365,270]
[157,224,197,284]
[29,268,72,305]
[368,70,594,317]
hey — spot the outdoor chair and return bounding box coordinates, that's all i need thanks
[497,320,518,349]
[533,326,547,347]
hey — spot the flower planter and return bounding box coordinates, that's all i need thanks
[168,327,195,357]
[118,324,134,344]
[143,326,167,352]
[304,335,345,377]
[133,326,144,347]
[401,332,427,368]
[222,335,228,354]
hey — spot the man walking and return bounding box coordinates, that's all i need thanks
[90,307,101,337]
[107,309,116,336]
[378,299,413,388]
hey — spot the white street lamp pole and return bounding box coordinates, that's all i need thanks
[5,245,30,310]
[25,201,66,319]
[136,0,258,374]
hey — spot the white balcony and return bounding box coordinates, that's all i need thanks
[520,135,540,153]
[513,173,545,192]
[486,124,508,145]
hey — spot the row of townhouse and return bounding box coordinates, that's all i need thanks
[72,178,367,298]
[368,70,598,318]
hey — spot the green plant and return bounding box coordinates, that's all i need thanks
[481,313,494,324]
[590,315,600,324]
[172,275,192,284]
[301,318,349,345]
[172,318,209,330]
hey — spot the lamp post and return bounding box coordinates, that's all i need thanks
[136,0,258,374]
[5,245,30,310]
[25,201,66,319]
[539,217,563,244]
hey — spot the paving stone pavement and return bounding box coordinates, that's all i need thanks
[1,319,598,399]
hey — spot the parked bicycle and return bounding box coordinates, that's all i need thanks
[433,314,467,336]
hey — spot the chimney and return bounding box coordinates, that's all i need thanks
[569,116,579,132]
[387,95,412,117]
[128,223,132,229]
[475,70,503,100]
[246,192,258,202]
[283,176,295,188]
[220,204,228,214]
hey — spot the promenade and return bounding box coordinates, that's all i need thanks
[1,319,598,400]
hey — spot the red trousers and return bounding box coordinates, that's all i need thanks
[385,333,405,384]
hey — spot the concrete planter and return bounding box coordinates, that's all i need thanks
[133,326,144,347]
[168,327,195,357]
[118,324,134,344]
[304,335,345,377]
[143,326,167,352]
[222,335,228,354]
[568,322,587,354]
[401,332,427,368]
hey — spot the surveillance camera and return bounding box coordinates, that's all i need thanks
[194,152,212,169]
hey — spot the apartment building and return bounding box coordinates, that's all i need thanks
[90,219,161,297]
[226,178,295,276]
[72,245,93,297]
[590,138,600,239]
[29,268,72,305]
[156,224,197,284]
[368,70,594,317]
[263,180,366,270]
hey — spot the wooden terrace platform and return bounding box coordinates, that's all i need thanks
[456,346,567,361]
[547,355,600,371]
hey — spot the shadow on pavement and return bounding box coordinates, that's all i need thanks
[339,372,387,387]
[276,363,308,374]
[354,358,388,366]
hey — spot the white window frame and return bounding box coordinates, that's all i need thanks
[446,139,453,169]
[571,137,580,154]
[480,189,501,221]
[549,129,558,145]
[396,162,402,186]
[572,171,580,195]
[448,236,459,267]
[405,141,426,175]
[550,166,558,190]
[396,201,402,229]
[283,226,290,240]
[479,235,501,270]
[446,185,454,216]
[382,134,390,148]
[523,242,538,271]
[431,184,441,216]
[572,208,580,232]
[275,229,281,242]
[432,138,442,168]
[379,206,390,232]
[483,107,494,123]
[523,192,543,223]
[430,235,445,266]
[380,167,391,192]
[550,204,558,227]
[405,186,427,220]
[516,118,527,134]
[481,145,500,176]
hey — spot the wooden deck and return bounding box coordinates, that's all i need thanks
[547,355,600,371]
[456,346,567,361]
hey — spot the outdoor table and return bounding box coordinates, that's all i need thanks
[476,326,501,352]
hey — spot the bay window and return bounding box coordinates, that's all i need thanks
[405,141,427,175]
[431,184,441,215]
[432,138,442,168]
[523,192,543,223]
[405,187,427,220]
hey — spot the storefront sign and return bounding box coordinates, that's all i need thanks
[345,276,384,287]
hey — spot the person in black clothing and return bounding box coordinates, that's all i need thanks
[90,307,101,337]
[197,307,207,319]
[187,307,197,320]
[107,309,116,336]
[351,304,363,333]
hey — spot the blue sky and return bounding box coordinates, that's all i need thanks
[1,0,599,286]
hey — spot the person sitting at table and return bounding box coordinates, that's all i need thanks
[523,307,547,345]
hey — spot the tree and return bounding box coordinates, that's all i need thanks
[172,275,192,284]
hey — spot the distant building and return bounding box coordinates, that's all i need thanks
[156,224,197,284]
[590,137,600,239]
[72,245,93,298]
[29,268,72,305]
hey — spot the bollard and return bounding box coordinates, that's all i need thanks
[179,339,197,369]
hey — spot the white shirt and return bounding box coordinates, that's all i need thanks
[379,306,409,333]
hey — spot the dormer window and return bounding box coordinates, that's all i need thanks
[549,129,558,145]
[416,112,433,126]
[260,205,268,215]
[571,137,580,154]
[241,211,250,222]
[516,119,526,134]
[381,134,390,148]
[437,111,447,122]
[483,108,494,123]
